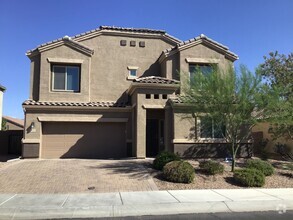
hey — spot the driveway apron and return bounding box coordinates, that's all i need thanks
[0,159,158,193]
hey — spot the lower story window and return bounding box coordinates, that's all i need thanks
[199,116,225,139]
[52,65,80,92]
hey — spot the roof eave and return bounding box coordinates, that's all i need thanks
[26,38,94,59]
[128,83,179,95]
[160,35,239,63]
[22,104,132,112]
[0,85,6,92]
[26,26,182,55]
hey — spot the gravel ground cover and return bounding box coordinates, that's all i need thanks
[152,158,293,190]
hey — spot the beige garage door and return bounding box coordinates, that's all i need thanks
[42,122,126,159]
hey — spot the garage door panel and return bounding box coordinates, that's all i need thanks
[42,122,126,159]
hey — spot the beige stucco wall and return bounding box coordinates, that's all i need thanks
[179,44,232,73]
[38,46,91,102]
[252,122,293,154]
[178,44,233,90]
[133,87,177,158]
[173,111,195,141]
[31,33,176,103]
[161,53,180,80]
[29,55,40,100]
[81,35,175,102]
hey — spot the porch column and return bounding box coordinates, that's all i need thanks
[136,94,146,158]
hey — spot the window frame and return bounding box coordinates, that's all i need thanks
[127,66,139,80]
[51,64,81,92]
[197,116,226,140]
[189,63,214,84]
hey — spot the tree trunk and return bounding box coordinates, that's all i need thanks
[231,154,236,172]
[231,142,236,172]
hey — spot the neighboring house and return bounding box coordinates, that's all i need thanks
[22,25,241,159]
[252,123,293,156]
[2,116,24,130]
[0,85,6,130]
[0,116,23,155]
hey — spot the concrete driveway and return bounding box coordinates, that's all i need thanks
[0,158,158,193]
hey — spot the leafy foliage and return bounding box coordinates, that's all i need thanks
[246,159,274,176]
[1,118,7,131]
[234,168,265,187]
[181,65,272,171]
[199,160,224,175]
[153,151,181,170]
[163,160,195,183]
[256,52,293,140]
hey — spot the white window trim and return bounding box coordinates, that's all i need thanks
[196,117,225,141]
[127,66,139,80]
[186,58,220,64]
[52,65,80,92]
[47,58,84,64]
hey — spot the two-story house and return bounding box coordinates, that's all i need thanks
[22,26,240,159]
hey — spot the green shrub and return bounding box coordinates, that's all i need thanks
[163,160,195,183]
[234,168,265,187]
[246,159,274,176]
[153,151,180,170]
[199,160,224,175]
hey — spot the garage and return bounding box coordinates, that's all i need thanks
[41,122,126,159]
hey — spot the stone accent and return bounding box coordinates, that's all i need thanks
[22,143,39,158]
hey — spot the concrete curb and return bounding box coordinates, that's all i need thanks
[0,188,292,219]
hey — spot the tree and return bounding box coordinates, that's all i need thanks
[181,65,270,172]
[256,52,293,140]
[1,118,7,131]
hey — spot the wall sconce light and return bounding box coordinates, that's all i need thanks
[30,122,35,129]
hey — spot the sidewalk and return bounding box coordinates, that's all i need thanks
[0,188,292,219]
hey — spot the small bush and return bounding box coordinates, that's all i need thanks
[246,159,274,176]
[199,160,224,175]
[153,151,180,170]
[274,143,293,161]
[234,168,265,187]
[163,160,195,183]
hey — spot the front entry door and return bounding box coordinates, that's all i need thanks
[146,119,161,157]
[146,119,159,157]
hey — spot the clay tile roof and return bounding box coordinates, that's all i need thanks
[22,100,129,108]
[133,76,179,84]
[26,25,181,55]
[169,95,197,105]
[2,116,24,128]
[99,25,166,34]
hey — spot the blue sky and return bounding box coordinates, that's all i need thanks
[0,0,292,119]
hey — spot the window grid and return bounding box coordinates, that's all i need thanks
[52,65,80,92]
[198,117,225,139]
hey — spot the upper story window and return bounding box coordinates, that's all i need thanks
[189,64,213,84]
[198,116,225,139]
[127,66,139,80]
[52,65,80,92]
[129,69,137,77]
